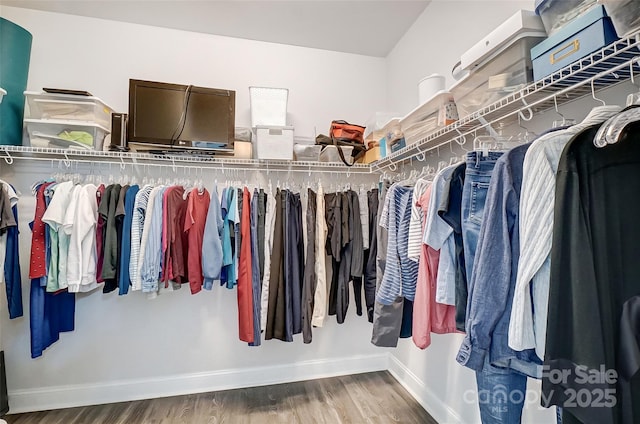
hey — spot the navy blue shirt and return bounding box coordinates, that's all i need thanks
[119,185,139,295]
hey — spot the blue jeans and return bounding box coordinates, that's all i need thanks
[461,151,503,283]
[476,357,527,424]
[461,152,527,423]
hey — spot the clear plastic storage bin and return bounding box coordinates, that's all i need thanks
[363,112,400,142]
[24,118,110,150]
[319,145,354,163]
[535,0,598,35]
[24,91,114,128]
[293,144,321,162]
[249,87,288,127]
[599,0,640,37]
[451,35,544,118]
[399,91,458,145]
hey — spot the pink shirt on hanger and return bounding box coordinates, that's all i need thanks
[412,185,459,350]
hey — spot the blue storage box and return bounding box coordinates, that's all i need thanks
[531,5,618,81]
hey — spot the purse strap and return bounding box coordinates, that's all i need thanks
[332,136,355,167]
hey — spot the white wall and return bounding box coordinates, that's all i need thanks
[1,6,388,140]
[386,0,533,116]
[0,6,389,413]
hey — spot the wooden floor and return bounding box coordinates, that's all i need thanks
[5,371,437,424]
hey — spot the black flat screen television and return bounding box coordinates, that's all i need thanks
[127,79,235,152]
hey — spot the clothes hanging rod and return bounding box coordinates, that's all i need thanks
[0,154,374,175]
[0,146,374,174]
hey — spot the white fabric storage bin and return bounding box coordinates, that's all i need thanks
[249,87,288,127]
[24,91,114,128]
[254,125,294,160]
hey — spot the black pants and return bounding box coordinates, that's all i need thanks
[266,189,287,341]
[257,189,266,280]
[301,189,317,343]
[365,189,379,322]
[284,191,303,336]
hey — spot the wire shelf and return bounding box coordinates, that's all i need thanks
[372,31,640,170]
[0,145,372,174]
[3,32,640,174]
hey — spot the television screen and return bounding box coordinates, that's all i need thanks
[128,79,235,150]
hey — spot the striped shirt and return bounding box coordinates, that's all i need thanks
[407,179,431,262]
[129,185,153,291]
[377,184,419,304]
[510,106,621,359]
[140,186,166,294]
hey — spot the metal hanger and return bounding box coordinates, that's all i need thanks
[552,95,572,128]
[473,122,523,156]
[517,114,538,142]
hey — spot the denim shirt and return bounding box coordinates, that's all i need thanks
[456,144,541,378]
[141,187,167,293]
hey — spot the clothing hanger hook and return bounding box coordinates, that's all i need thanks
[388,163,397,172]
[63,151,71,168]
[553,95,564,118]
[455,128,469,152]
[591,79,606,106]
[119,153,126,170]
[518,91,534,121]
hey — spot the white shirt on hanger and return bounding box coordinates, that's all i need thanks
[312,184,328,328]
[260,189,277,332]
[42,180,75,290]
[67,184,99,293]
[359,187,369,250]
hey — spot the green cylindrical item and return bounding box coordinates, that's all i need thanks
[0,18,32,146]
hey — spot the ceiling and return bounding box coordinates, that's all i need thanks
[2,0,431,57]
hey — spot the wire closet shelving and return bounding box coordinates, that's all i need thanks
[2,30,640,174]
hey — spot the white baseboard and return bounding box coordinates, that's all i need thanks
[388,354,463,424]
[8,353,389,414]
